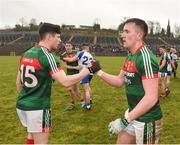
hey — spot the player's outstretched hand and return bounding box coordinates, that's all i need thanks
[88,60,101,73]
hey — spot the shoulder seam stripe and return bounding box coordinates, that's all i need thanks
[41,48,58,73]
[47,51,58,73]
[141,49,148,78]
[141,48,152,79]
[41,48,55,73]
[144,47,153,78]
[49,53,58,72]
[141,48,153,79]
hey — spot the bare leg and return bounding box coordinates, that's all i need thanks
[82,83,91,103]
[159,77,166,98]
[74,84,80,97]
[27,133,33,139]
[166,75,171,89]
[31,132,49,144]
[26,133,34,144]
[67,85,76,104]
[116,131,136,144]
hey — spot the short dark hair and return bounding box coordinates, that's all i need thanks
[38,22,61,40]
[65,41,73,46]
[160,45,166,49]
[167,48,170,52]
[124,18,148,38]
[81,43,89,47]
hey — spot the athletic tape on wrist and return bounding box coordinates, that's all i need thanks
[96,70,104,77]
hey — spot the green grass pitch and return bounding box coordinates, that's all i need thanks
[0,56,180,143]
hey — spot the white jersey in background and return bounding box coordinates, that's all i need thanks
[167,53,172,72]
[76,50,93,68]
[171,53,178,62]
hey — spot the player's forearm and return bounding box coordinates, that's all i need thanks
[97,71,124,87]
[16,71,22,93]
[159,64,165,70]
[16,83,22,93]
[66,65,76,70]
[127,78,159,121]
[64,57,76,62]
[128,94,158,121]
[16,78,22,93]
[159,60,166,70]
[171,61,176,69]
[62,68,89,87]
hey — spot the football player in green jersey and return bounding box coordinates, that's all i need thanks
[60,42,83,111]
[96,18,162,144]
[16,23,100,144]
[158,46,169,98]
[63,43,94,110]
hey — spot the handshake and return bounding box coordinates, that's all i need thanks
[87,60,101,74]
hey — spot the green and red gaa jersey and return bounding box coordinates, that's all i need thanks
[122,45,162,122]
[159,52,169,73]
[16,45,61,110]
[61,50,79,75]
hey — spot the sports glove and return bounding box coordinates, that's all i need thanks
[108,109,130,136]
[88,60,101,73]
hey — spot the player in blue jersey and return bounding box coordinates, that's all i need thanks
[63,43,94,110]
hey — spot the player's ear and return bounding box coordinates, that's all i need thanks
[43,33,49,41]
[46,33,54,41]
[137,32,143,40]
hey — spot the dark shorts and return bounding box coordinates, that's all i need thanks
[167,71,171,76]
[80,74,93,84]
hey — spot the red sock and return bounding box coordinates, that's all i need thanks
[80,98,84,102]
[26,139,34,144]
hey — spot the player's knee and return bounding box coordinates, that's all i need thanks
[116,131,135,144]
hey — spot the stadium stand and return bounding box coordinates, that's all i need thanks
[145,36,180,55]
[71,35,94,45]
[144,36,162,55]
[96,36,120,47]
[0,32,73,55]
[0,32,37,55]
[161,37,180,46]
[0,31,180,56]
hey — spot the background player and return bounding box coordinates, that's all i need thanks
[165,48,175,96]
[159,46,169,98]
[63,43,94,110]
[170,48,179,78]
[60,42,84,111]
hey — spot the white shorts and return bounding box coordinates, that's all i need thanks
[16,108,51,133]
[158,72,167,78]
[124,119,162,144]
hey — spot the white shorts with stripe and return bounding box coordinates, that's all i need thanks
[16,108,51,133]
[158,72,167,78]
[124,119,162,144]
